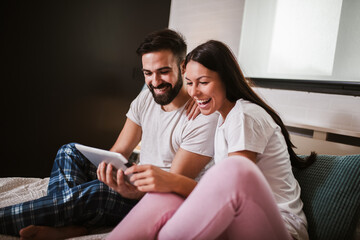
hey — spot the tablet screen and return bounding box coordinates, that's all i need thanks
[75,144,130,171]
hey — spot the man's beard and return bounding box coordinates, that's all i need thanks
[148,71,183,106]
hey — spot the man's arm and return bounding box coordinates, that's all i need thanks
[170,148,212,197]
[97,117,145,199]
[126,148,211,198]
[124,112,217,198]
[101,115,215,199]
[170,148,211,178]
[109,118,142,159]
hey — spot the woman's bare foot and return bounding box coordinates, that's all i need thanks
[19,225,88,240]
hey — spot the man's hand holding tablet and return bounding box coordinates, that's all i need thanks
[75,144,131,168]
[75,144,146,199]
[75,144,133,182]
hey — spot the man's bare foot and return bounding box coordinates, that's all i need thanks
[19,225,88,240]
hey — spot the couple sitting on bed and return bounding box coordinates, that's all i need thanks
[0,28,315,240]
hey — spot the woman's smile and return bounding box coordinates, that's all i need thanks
[196,98,211,108]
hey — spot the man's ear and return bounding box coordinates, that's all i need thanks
[180,60,186,74]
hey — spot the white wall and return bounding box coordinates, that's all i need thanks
[169,0,244,54]
[169,0,360,136]
[333,0,360,80]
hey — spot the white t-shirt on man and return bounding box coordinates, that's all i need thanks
[214,99,308,240]
[126,89,218,174]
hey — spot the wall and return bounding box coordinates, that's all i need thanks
[254,88,360,133]
[333,0,360,80]
[169,0,245,56]
[169,0,359,153]
[1,0,171,177]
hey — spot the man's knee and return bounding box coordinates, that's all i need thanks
[55,143,85,166]
[60,143,77,154]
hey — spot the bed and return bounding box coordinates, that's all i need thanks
[1,126,359,240]
[0,177,111,240]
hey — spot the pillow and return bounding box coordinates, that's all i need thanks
[293,154,360,240]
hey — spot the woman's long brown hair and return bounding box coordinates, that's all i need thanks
[185,40,316,168]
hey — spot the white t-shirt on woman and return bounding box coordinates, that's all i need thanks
[214,99,308,240]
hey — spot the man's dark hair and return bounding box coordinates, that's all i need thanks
[137,29,187,64]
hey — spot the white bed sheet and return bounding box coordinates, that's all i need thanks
[0,177,110,240]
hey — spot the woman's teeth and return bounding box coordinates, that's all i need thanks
[197,99,211,105]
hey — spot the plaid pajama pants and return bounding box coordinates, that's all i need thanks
[0,143,138,236]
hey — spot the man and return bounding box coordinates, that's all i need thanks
[0,29,218,239]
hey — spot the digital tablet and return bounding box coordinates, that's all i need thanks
[75,144,131,172]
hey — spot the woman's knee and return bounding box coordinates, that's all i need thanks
[213,156,261,182]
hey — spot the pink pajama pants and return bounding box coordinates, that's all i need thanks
[106,156,292,240]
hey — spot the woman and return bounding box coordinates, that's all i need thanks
[106,40,316,240]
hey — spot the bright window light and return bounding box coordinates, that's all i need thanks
[268,0,343,76]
